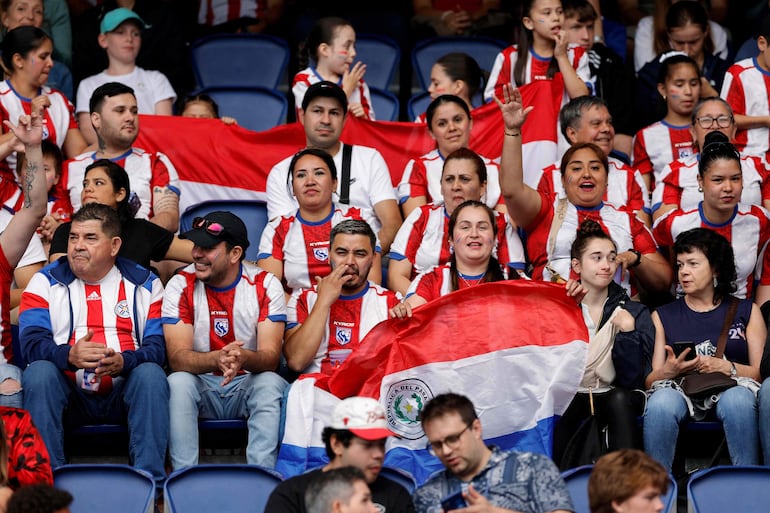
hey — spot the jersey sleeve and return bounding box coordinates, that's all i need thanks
[257,216,288,261]
[366,148,398,201]
[632,129,653,176]
[265,159,296,220]
[652,211,675,249]
[630,214,658,254]
[388,206,425,261]
[358,80,376,121]
[258,271,288,323]
[161,272,192,324]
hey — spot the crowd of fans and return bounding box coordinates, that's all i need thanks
[2,0,770,511]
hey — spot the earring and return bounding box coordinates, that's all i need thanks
[698,185,703,192]
[713,276,718,288]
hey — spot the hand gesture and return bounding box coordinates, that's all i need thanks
[452,484,496,513]
[219,341,245,386]
[314,265,352,309]
[68,330,108,369]
[611,308,636,332]
[553,29,569,59]
[389,301,414,319]
[565,278,588,305]
[341,61,366,96]
[30,94,51,115]
[493,83,533,131]
[96,347,124,377]
[348,102,366,118]
[697,355,732,376]
[661,345,698,379]
[38,214,62,243]
[3,106,43,146]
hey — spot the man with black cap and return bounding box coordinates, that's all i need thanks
[265,396,416,513]
[265,81,401,252]
[162,211,288,470]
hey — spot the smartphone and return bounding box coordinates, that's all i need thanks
[440,491,467,512]
[672,341,696,361]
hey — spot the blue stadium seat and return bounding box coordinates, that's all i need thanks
[407,91,431,122]
[370,87,400,121]
[164,464,282,513]
[180,200,269,261]
[54,464,155,513]
[191,34,290,90]
[687,465,770,513]
[196,86,287,132]
[379,466,417,494]
[562,464,677,513]
[355,34,401,91]
[412,36,508,91]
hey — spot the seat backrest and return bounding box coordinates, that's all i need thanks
[180,200,269,261]
[191,34,290,90]
[562,465,677,513]
[54,464,155,513]
[369,88,400,121]
[687,465,770,513]
[355,34,401,90]
[164,464,282,513]
[197,86,287,132]
[407,91,431,122]
[412,36,508,91]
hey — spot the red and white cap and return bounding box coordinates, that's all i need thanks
[330,397,397,440]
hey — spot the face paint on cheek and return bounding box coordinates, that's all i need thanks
[337,50,349,61]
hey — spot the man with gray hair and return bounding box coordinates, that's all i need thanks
[283,220,399,376]
[305,467,377,513]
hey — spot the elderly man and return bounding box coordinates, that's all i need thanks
[162,211,287,470]
[20,203,168,486]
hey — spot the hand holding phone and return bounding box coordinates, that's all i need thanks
[672,341,696,361]
[440,491,467,512]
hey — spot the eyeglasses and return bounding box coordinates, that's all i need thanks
[192,217,225,236]
[426,424,471,456]
[695,115,733,129]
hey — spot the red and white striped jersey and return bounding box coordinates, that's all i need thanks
[654,154,770,212]
[389,203,525,277]
[397,148,503,209]
[287,282,399,375]
[56,148,180,221]
[537,156,649,214]
[0,81,77,183]
[257,204,380,293]
[198,0,263,25]
[721,58,770,161]
[405,263,508,302]
[632,120,695,186]
[653,203,770,298]
[162,262,286,365]
[292,67,375,121]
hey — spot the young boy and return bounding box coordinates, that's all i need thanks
[562,0,636,159]
[721,14,770,162]
[74,8,176,146]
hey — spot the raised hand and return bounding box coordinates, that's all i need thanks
[493,83,533,131]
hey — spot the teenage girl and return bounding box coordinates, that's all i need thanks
[414,52,485,123]
[484,0,589,104]
[632,54,700,192]
[178,93,237,125]
[293,16,375,120]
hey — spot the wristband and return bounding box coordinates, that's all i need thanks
[628,249,642,268]
[504,130,521,137]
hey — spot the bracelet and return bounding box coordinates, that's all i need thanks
[628,249,642,268]
[504,130,521,137]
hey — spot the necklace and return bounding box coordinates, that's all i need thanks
[458,271,486,288]
[685,295,721,313]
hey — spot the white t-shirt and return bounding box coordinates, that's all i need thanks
[75,67,176,115]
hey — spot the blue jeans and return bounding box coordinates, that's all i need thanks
[758,380,770,464]
[0,363,22,408]
[168,371,286,470]
[644,385,759,469]
[22,360,169,485]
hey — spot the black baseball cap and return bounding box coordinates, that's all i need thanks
[301,81,348,112]
[180,211,250,250]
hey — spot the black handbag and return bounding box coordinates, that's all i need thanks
[559,389,608,470]
[676,299,738,399]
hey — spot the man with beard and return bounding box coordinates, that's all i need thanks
[52,82,180,232]
[161,211,287,470]
[284,220,399,376]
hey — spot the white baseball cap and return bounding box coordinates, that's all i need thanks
[330,397,397,441]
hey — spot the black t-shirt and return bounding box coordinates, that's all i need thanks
[265,468,416,513]
[50,217,175,269]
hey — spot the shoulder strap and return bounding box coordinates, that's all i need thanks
[339,143,353,205]
[547,198,569,263]
[715,298,738,358]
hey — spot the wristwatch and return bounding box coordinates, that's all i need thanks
[628,249,642,268]
[730,362,737,377]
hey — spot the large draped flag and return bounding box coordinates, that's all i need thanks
[135,80,563,214]
[275,281,588,484]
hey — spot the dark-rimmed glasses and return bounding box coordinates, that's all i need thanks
[426,424,471,456]
[695,115,733,129]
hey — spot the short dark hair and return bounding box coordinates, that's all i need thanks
[305,466,367,513]
[674,228,737,304]
[1,26,51,76]
[72,202,122,239]
[559,95,609,142]
[321,427,355,460]
[559,142,608,177]
[562,0,598,22]
[330,219,376,251]
[419,392,478,428]
[288,148,338,182]
[90,82,136,114]
[6,484,73,513]
[426,94,471,129]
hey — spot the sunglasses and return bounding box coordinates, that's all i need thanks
[193,217,226,237]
